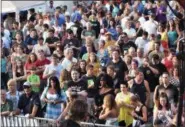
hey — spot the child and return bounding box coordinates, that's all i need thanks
[27,66,40,93]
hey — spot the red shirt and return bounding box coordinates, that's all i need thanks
[24,62,37,75]
[35,58,51,79]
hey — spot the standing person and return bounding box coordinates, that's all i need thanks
[41,76,66,119]
[27,67,40,93]
[81,22,96,45]
[115,83,134,127]
[153,72,179,109]
[1,89,13,116]
[43,54,63,80]
[81,64,98,114]
[66,69,88,99]
[129,94,148,127]
[99,94,119,126]
[153,92,174,126]
[128,71,150,107]
[45,29,60,54]
[12,82,42,117]
[59,99,88,127]
[62,29,80,58]
[32,37,51,57]
[1,50,9,89]
[24,53,37,76]
[6,79,22,112]
[61,48,78,72]
[106,49,128,83]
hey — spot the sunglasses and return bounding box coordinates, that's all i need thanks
[23,86,31,89]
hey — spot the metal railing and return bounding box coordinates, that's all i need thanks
[0,115,121,127]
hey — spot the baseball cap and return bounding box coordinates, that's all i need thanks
[23,81,31,88]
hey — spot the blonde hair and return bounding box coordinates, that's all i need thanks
[103,94,117,110]
[64,48,73,57]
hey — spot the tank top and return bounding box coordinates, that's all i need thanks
[130,80,146,104]
[134,105,145,125]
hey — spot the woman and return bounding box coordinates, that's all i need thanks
[115,83,134,127]
[167,19,178,48]
[1,50,9,89]
[41,76,67,119]
[78,60,87,77]
[53,45,64,61]
[13,59,26,91]
[94,74,114,119]
[97,40,109,67]
[11,45,27,67]
[87,52,100,76]
[107,18,117,40]
[161,49,174,72]
[128,59,139,79]
[153,92,174,126]
[169,67,180,88]
[24,53,37,75]
[157,24,169,49]
[130,94,148,127]
[124,54,132,70]
[99,94,119,126]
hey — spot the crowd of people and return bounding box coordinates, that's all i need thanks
[1,0,185,127]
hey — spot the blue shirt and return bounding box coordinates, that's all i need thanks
[57,14,65,26]
[71,11,82,22]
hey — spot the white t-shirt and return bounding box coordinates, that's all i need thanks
[135,36,149,49]
[61,57,77,71]
[123,28,136,38]
[66,22,74,29]
[142,20,158,35]
[43,63,63,80]
[32,44,51,56]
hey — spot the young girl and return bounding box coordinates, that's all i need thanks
[99,94,119,126]
[153,92,174,126]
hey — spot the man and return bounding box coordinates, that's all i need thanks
[66,69,88,99]
[61,48,78,71]
[81,64,97,113]
[12,21,23,42]
[32,37,51,56]
[139,57,160,108]
[142,13,158,35]
[135,48,144,67]
[62,29,80,58]
[106,49,128,82]
[45,29,60,54]
[154,72,179,106]
[135,31,149,49]
[81,22,96,45]
[28,8,36,22]
[24,28,38,53]
[59,99,88,127]
[123,21,136,40]
[148,41,164,62]
[65,15,74,29]
[104,32,116,49]
[13,82,42,117]
[150,54,167,76]
[43,54,63,80]
[1,89,13,116]
[6,79,22,111]
[106,65,121,94]
[116,32,137,54]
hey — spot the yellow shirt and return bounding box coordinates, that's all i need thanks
[115,92,133,126]
[105,40,115,49]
